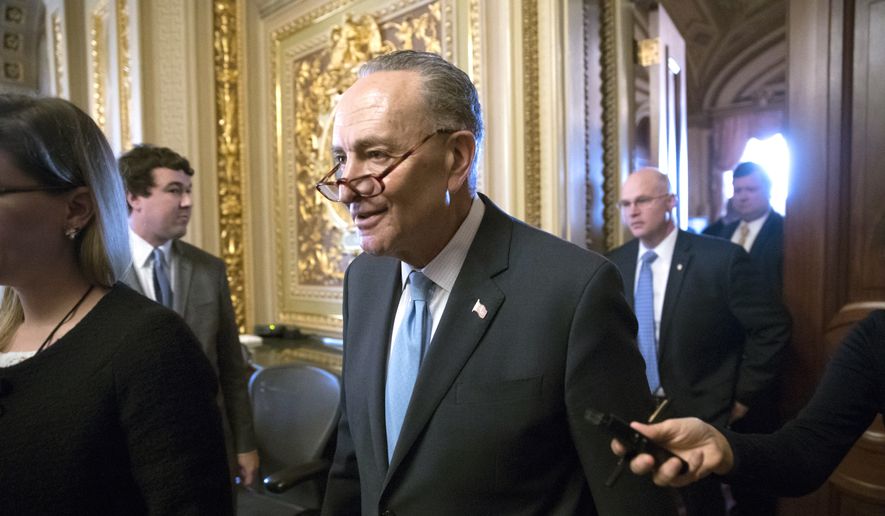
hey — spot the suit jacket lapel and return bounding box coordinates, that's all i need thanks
[362,260,403,477]
[384,195,510,483]
[619,240,639,308]
[122,264,145,295]
[749,213,776,258]
[172,240,192,317]
[660,231,692,347]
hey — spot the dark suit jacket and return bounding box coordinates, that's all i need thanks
[607,231,791,426]
[323,195,675,515]
[708,211,784,299]
[122,240,256,457]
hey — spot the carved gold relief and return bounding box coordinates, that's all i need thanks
[116,0,132,150]
[51,12,64,96]
[90,5,108,133]
[213,0,248,332]
[522,0,540,227]
[273,1,445,334]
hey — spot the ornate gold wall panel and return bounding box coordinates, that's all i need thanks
[214,0,248,332]
[51,11,64,96]
[115,0,132,150]
[271,0,472,335]
[89,3,108,134]
[521,0,540,227]
[88,0,136,153]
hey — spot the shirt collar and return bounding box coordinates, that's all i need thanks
[129,226,173,268]
[743,209,770,232]
[400,196,485,293]
[639,224,678,259]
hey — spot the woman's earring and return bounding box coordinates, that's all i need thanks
[64,227,80,240]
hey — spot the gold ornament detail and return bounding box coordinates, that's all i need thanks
[383,2,440,54]
[213,0,248,332]
[116,0,132,150]
[90,6,108,133]
[287,7,442,287]
[522,0,540,227]
[51,12,64,96]
[290,14,394,286]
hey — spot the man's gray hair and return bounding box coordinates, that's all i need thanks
[359,50,483,192]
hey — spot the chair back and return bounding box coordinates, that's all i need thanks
[249,363,341,475]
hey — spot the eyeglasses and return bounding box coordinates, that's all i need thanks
[315,129,454,203]
[0,185,75,196]
[617,194,671,209]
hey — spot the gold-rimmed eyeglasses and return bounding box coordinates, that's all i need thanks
[617,194,672,210]
[0,185,75,196]
[315,129,454,203]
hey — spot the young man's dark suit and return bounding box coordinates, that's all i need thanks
[708,211,784,299]
[122,240,255,462]
[322,195,676,515]
[606,230,791,427]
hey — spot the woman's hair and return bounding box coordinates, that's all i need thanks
[0,95,129,345]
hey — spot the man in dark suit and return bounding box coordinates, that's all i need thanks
[118,145,258,487]
[705,162,784,299]
[319,50,675,515]
[606,168,791,516]
[704,162,786,515]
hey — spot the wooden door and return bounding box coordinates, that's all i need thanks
[781,0,885,514]
[647,3,689,227]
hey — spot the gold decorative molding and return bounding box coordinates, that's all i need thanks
[468,0,480,95]
[600,0,619,250]
[637,37,660,67]
[584,0,594,249]
[90,4,108,134]
[51,11,64,96]
[271,0,444,335]
[213,0,248,332]
[522,0,540,227]
[115,0,132,150]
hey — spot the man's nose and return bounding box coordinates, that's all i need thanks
[180,191,193,208]
[338,183,357,204]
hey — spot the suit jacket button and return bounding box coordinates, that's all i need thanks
[382,510,395,516]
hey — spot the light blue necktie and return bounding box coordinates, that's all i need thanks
[635,250,659,392]
[152,248,173,308]
[385,271,435,462]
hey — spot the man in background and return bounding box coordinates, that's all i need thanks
[706,161,784,299]
[319,50,676,515]
[119,144,259,488]
[607,167,791,516]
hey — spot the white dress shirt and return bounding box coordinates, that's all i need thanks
[731,210,770,252]
[128,228,176,303]
[389,197,486,357]
[634,226,678,344]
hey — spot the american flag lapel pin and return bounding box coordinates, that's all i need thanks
[472,299,488,319]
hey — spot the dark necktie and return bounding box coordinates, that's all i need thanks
[152,247,173,308]
[636,250,659,392]
[385,271,435,462]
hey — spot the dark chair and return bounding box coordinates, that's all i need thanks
[237,363,341,516]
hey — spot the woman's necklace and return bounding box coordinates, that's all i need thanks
[35,285,95,354]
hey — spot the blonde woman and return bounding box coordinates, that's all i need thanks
[0,95,232,515]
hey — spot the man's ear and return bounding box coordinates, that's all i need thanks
[126,191,141,212]
[445,130,476,192]
[65,187,95,232]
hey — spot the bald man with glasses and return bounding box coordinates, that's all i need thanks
[606,168,791,516]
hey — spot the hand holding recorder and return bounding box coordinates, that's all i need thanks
[607,416,735,487]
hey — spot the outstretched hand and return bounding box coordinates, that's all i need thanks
[610,417,735,487]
